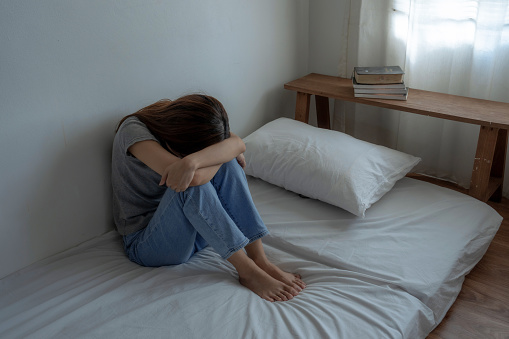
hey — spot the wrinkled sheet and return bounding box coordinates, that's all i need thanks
[0,177,502,338]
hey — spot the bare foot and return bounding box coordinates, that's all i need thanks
[238,263,297,302]
[254,259,307,294]
[228,250,299,302]
[243,239,306,294]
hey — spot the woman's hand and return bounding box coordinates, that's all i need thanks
[236,153,246,169]
[159,158,197,192]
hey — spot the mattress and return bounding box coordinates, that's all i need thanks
[0,177,502,339]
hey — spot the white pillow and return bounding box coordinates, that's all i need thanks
[243,118,420,217]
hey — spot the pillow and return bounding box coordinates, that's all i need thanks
[243,118,420,217]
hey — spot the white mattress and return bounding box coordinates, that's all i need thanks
[0,177,502,339]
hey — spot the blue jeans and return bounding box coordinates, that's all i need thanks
[123,159,269,267]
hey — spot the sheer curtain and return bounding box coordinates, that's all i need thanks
[335,0,509,194]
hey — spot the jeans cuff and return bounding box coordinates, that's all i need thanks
[247,229,270,246]
[222,237,250,260]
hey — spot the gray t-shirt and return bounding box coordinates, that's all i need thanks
[112,117,166,235]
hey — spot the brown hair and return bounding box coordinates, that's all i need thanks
[117,94,230,157]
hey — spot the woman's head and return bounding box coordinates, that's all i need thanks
[119,94,230,157]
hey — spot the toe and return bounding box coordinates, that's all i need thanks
[292,283,303,292]
[296,280,306,289]
[285,286,299,296]
[277,293,288,301]
[265,296,275,302]
[282,290,294,300]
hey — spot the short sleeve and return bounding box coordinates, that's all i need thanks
[116,117,159,154]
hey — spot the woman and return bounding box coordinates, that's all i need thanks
[112,94,305,302]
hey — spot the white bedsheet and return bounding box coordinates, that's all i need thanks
[0,177,502,339]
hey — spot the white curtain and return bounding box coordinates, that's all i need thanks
[335,0,509,194]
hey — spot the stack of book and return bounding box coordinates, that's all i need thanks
[352,66,408,100]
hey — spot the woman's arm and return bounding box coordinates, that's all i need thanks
[129,140,222,190]
[128,133,245,191]
[183,133,245,173]
[159,133,246,191]
[128,140,179,176]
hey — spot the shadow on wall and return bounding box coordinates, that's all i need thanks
[21,115,120,264]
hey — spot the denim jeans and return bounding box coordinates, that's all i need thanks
[123,159,269,267]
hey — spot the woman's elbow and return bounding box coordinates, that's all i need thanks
[232,133,246,153]
[239,140,246,154]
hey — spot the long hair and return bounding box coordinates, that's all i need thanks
[117,94,230,157]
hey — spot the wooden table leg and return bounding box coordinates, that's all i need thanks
[469,126,507,202]
[295,92,311,124]
[490,128,507,202]
[315,95,331,129]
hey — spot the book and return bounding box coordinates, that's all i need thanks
[354,89,409,101]
[352,77,406,89]
[354,87,408,94]
[353,66,404,85]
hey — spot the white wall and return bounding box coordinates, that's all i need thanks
[308,0,350,128]
[0,0,309,279]
[308,0,348,76]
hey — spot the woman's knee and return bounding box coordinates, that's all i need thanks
[185,181,216,197]
[224,158,243,171]
[159,184,215,207]
[216,159,246,180]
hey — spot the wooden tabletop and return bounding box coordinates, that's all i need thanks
[284,73,509,129]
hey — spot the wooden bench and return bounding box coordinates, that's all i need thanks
[284,73,509,202]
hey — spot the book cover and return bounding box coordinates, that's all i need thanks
[354,87,408,94]
[352,77,406,89]
[353,66,404,85]
[354,88,409,101]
